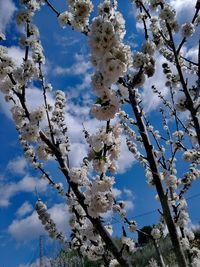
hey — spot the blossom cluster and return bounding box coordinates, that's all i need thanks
[58,0,93,31]
[67,190,106,261]
[85,174,114,218]
[35,199,66,242]
[89,0,132,121]
[86,123,122,174]
[69,155,116,218]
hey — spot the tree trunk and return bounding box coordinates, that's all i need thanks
[129,91,187,267]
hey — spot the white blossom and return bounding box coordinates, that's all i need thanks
[181,23,195,38]
[109,259,119,267]
[58,11,72,28]
[151,227,161,239]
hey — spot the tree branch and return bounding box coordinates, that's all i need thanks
[128,88,187,267]
[39,131,132,267]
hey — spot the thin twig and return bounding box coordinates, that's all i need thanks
[166,22,200,145]
[44,0,60,17]
[39,63,56,145]
[177,7,199,54]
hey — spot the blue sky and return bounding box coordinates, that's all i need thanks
[0,0,200,266]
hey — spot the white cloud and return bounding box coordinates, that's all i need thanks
[0,85,54,119]
[169,0,196,22]
[7,156,27,176]
[8,211,45,241]
[16,201,33,218]
[66,103,91,118]
[8,203,69,241]
[49,203,69,233]
[185,45,198,62]
[83,117,103,133]
[69,142,88,167]
[26,87,54,113]
[0,175,48,207]
[0,0,16,33]
[124,200,134,211]
[54,54,91,76]
[7,46,24,66]
[53,34,79,50]
[78,73,92,90]
[190,223,200,232]
[62,111,102,167]
[57,53,93,106]
[123,188,134,198]
[118,136,135,173]
[112,188,122,198]
[142,53,169,112]
[65,113,85,141]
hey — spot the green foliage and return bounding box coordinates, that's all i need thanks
[54,230,200,267]
[131,236,177,267]
[52,248,103,267]
[137,226,153,246]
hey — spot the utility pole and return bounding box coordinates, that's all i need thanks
[39,236,43,267]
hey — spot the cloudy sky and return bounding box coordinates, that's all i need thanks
[0,0,200,266]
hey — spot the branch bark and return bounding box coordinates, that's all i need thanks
[128,90,187,267]
[166,23,200,146]
[39,131,132,267]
